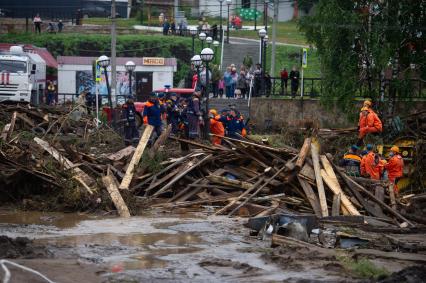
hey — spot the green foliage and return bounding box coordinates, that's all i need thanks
[0,33,195,85]
[243,55,253,69]
[299,0,426,112]
[338,256,390,279]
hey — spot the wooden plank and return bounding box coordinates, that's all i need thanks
[149,124,172,157]
[332,193,341,216]
[107,146,135,161]
[297,176,322,217]
[321,169,360,216]
[152,154,213,197]
[389,183,397,210]
[310,139,329,217]
[0,124,11,141]
[145,163,184,193]
[16,113,36,128]
[228,165,287,216]
[169,136,222,151]
[206,175,255,190]
[337,169,414,226]
[102,174,131,218]
[6,111,17,141]
[320,155,338,181]
[119,125,153,190]
[298,163,315,182]
[33,137,95,187]
[210,133,298,154]
[295,137,311,169]
[215,177,265,215]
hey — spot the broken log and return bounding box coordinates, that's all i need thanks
[119,125,153,190]
[310,139,329,217]
[102,173,131,218]
[297,176,322,217]
[295,137,311,170]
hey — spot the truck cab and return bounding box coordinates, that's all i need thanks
[0,46,46,104]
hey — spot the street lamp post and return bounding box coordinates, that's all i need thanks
[213,40,220,64]
[218,0,224,43]
[200,48,214,140]
[97,55,115,127]
[190,27,198,56]
[263,35,268,96]
[258,29,266,97]
[125,61,136,97]
[199,32,207,50]
[206,36,213,48]
[264,0,269,31]
[226,0,232,44]
[254,0,257,31]
[191,55,203,90]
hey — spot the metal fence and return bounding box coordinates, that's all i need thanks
[265,77,426,99]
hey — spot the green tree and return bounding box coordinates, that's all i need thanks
[299,0,426,116]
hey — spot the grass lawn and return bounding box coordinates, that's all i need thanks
[82,17,140,28]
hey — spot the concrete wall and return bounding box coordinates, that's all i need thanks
[250,98,426,130]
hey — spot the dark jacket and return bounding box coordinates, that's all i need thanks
[124,103,137,123]
[143,101,162,126]
[226,116,245,138]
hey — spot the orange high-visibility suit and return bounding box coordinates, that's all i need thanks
[358,109,383,139]
[385,154,404,192]
[360,151,381,180]
[210,115,225,145]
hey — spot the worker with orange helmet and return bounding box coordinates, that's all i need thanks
[357,100,383,145]
[209,109,225,145]
[360,144,381,180]
[385,145,404,193]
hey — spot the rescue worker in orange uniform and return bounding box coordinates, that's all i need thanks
[385,146,404,194]
[357,100,383,146]
[360,144,381,180]
[340,145,361,176]
[209,109,225,146]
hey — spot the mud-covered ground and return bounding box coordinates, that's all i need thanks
[0,209,425,283]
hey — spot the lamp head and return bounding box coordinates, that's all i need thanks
[125,60,136,72]
[200,48,214,62]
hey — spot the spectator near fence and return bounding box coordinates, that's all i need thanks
[280,68,288,95]
[290,66,300,98]
[33,14,42,34]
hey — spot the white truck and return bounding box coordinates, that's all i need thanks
[0,45,46,104]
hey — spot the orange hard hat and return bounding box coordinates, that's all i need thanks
[361,107,369,112]
[209,109,217,116]
[390,146,400,153]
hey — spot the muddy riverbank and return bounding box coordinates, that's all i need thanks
[1,209,425,282]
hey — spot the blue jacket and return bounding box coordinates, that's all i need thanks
[143,101,162,126]
[226,116,245,138]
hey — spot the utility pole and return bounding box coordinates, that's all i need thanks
[111,0,117,106]
[270,0,278,76]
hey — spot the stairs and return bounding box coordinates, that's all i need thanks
[222,38,260,70]
[209,98,250,120]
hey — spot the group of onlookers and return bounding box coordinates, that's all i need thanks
[33,14,64,34]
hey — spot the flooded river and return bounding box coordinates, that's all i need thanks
[0,210,344,282]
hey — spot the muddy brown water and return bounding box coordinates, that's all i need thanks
[0,210,346,282]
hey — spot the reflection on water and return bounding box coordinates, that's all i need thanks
[0,210,95,228]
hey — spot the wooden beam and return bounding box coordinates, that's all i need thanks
[310,139,329,217]
[206,175,255,190]
[389,183,397,210]
[119,125,153,190]
[332,193,341,216]
[297,176,322,217]
[34,137,95,187]
[169,136,222,151]
[321,169,360,216]
[152,154,213,197]
[6,111,17,141]
[102,174,131,218]
[295,137,311,170]
[107,146,135,161]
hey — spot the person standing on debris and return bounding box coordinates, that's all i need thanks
[360,144,381,180]
[340,145,361,176]
[186,91,203,139]
[33,14,42,34]
[226,109,246,139]
[209,109,225,145]
[357,100,383,145]
[280,68,288,95]
[385,146,404,194]
[123,97,139,146]
[289,66,300,98]
[143,93,163,142]
[166,93,180,134]
[46,81,55,105]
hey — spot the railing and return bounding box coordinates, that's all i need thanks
[42,93,129,106]
[262,77,426,99]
